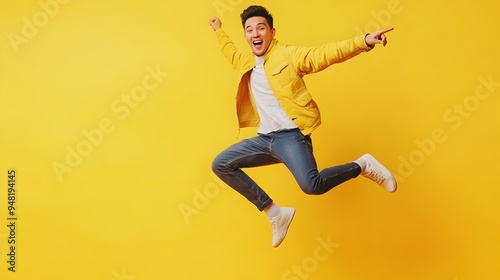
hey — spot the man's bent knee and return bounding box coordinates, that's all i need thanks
[211,156,224,176]
[299,183,326,195]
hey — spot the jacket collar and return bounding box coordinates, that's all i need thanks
[262,38,279,60]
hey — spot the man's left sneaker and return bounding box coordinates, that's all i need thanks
[269,207,295,248]
[359,154,397,192]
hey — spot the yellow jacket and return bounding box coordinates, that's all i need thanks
[215,28,373,135]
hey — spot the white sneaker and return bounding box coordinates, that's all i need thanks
[269,207,295,248]
[359,154,397,192]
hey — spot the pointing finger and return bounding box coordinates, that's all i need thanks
[378,27,394,35]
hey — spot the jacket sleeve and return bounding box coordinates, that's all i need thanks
[215,28,250,70]
[290,34,373,75]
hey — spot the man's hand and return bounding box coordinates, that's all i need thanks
[365,27,394,47]
[209,17,222,31]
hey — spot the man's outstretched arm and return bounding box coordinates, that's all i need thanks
[208,16,251,70]
[292,27,395,75]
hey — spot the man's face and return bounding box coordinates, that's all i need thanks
[244,16,275,56]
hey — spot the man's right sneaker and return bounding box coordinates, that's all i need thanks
[269,207,295,248]
[359,154,397,192]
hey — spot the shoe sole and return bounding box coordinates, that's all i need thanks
[273,208,295,248]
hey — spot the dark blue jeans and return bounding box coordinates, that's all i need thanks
[212,128,361,211]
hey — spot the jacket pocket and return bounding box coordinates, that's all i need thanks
[271,62,293,87]
[293,90,313,106]
[270,61,288,75]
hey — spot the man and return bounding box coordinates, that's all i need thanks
[209,5,397,248]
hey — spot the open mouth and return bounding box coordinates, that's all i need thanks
[253,40,263,47]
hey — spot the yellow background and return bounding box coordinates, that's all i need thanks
[1,0,499,279]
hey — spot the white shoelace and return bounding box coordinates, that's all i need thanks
[365,169,385,184]
[271,219,278,234]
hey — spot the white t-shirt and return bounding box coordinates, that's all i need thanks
[250,56,297,134]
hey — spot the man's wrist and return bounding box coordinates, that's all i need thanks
[364,34,374,48]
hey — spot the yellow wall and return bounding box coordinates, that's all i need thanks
[1,0,499,279]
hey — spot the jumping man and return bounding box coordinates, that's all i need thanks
[209,5,397,248]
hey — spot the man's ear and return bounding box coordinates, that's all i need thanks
[271,28,276,38]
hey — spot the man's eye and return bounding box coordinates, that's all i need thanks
[247,29,253,33]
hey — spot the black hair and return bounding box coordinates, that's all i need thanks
[240,5,274,29]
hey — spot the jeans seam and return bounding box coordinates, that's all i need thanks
[219,151,266,174]
[220,151,274,210]
[229,169,270,210]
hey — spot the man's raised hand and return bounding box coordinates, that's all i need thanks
[209,17,222,31]
[365,27,394,47]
